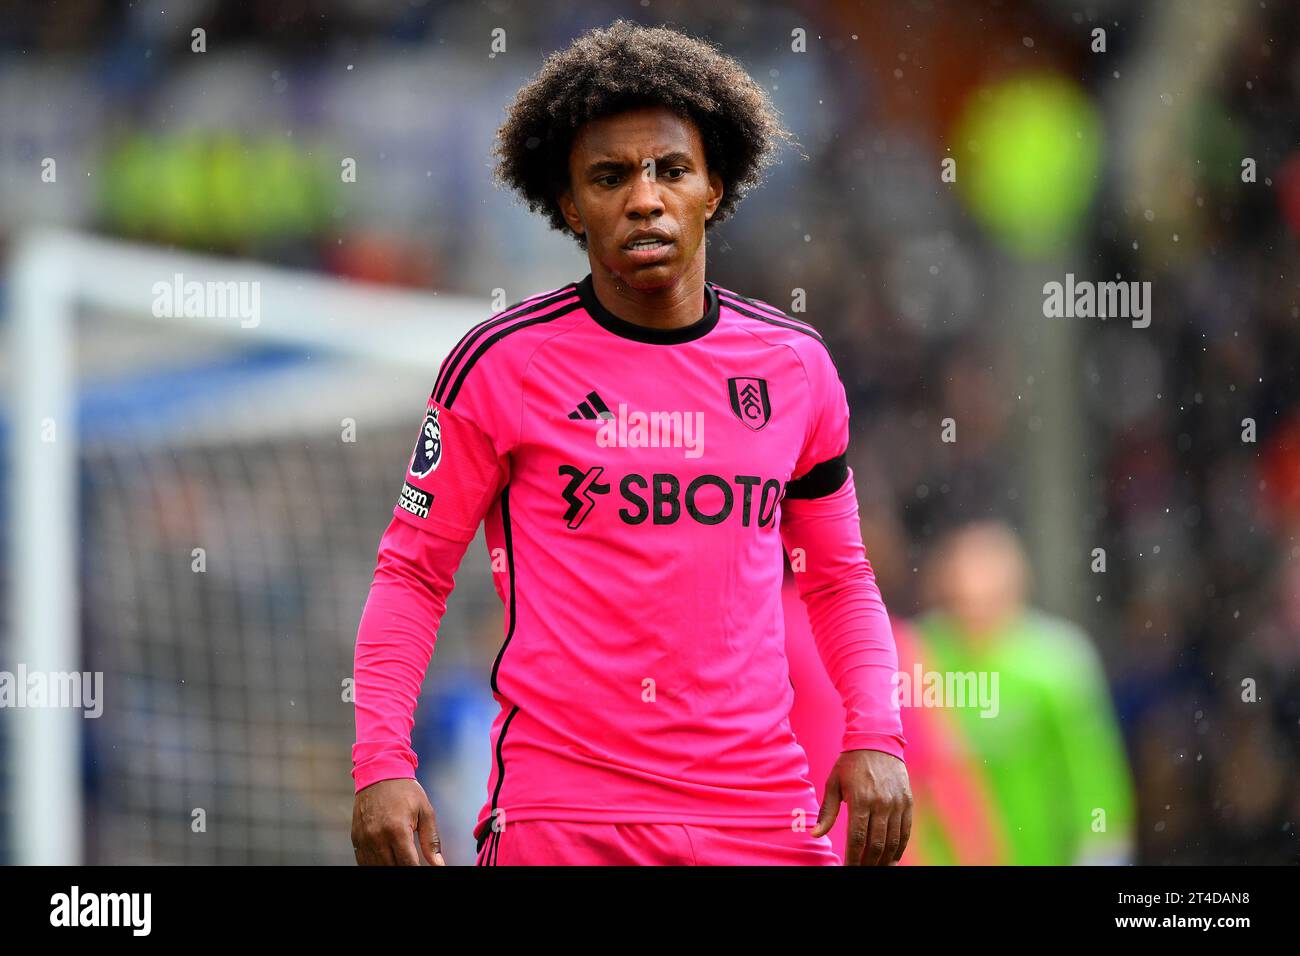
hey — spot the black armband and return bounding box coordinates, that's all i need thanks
[784,452,849,500]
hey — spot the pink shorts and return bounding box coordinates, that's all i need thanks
[474,820,842,866]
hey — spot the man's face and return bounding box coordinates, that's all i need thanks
[559,105,724,289]
[937,527,1027,642]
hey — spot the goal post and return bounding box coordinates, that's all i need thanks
[5,231,492,864]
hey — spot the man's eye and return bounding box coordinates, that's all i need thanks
[663,167,686,179]
[598,174,621,186]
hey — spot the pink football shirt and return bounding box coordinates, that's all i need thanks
[352,275,905,846]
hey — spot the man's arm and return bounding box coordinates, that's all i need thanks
[780,463,905,759]
[351,391,507,865]
[351,519,473,866]
[778,335,911,866]
[352,519,474,789]
[1044,623,1136,865]
[780,464,912,866]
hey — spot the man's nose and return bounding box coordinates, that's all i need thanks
[626,163,665,217]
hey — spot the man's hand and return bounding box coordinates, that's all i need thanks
[811,750,912,866]
[351,778,446,866]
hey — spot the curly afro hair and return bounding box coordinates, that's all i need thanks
[492,19,801,248]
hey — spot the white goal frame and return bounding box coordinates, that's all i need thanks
[7,230,487,864]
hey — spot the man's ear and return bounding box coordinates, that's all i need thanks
[704,171,724,220]
[557,190,585,237]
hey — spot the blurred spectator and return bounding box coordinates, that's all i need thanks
[910,521,1136,864]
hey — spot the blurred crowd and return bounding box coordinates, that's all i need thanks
[1,0,1296,863]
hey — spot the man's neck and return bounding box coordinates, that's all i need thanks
[589,257,708,331]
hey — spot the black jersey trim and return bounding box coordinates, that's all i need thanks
[576,273,719,344]
[476,825,502,866]
[486,704,519,853]
[476,827,493,864]
[715,291,830,349]
[441,301,581,409]
[432,285,579,405]
[489,485,516,694]
[481,485,519,853]
[712,285,821,336]
[785,452,849,499]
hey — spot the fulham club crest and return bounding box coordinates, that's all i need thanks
[409,404,443,478]
[728,377,771,431]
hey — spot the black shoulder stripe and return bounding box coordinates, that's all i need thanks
[713,286,821,336]
[716,293,834,355]
[719,294,823,340]
[432,285,577,403]
[785,452,849,499]
[441,300,581,408]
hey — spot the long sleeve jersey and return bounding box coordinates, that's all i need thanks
[352,274,905,842]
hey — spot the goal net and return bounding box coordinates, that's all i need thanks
[3,232,504,864]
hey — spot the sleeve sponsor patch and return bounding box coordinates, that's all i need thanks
[389,395,505,542]
[397,480,432,519]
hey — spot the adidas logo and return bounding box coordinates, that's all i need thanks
[567,390,614,420]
